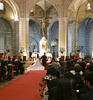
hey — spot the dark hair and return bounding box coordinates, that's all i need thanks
[64,72,74,81]
[86,72,93,86]
[47,67,60,78]
[54,78,78,100]
[74,64,81,73]
[87,64,93,72]
[1,60,5,67]
[82,72,89,82]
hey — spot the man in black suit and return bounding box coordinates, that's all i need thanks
[79,72,93,100]
[41,53,47,66]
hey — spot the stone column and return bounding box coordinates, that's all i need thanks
[58,17,68,57]
[70,21,76,53]
[19,17,30,60]
[25,18,29,59]
[71,20,78,53]
[13,20,19,56]
[19,18,26,46]
[19,18,26,57]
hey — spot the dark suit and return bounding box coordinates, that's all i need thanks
[79,90,93,100]
[41,54,47,66]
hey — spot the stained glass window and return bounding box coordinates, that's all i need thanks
[0,2,4,10]
[87,2,91,10]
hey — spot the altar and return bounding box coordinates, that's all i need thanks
[40,37,48,55]
[31,36,52,62]
[31,52,52,62]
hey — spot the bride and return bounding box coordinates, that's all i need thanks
[27,54,45,70]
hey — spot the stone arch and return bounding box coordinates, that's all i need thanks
[1,0,20,56]
[47,18,58,40]
[28,0,58,55]
[26,0,58,18]
[29,20,42,53]
[78,18,93,58]
[0,17,13,54]
[67,0,87,21]
[49,20,59,57]
[0,17,12,32]
[67,0,88,55]
[4,0,20,20]
[0,16,12,27]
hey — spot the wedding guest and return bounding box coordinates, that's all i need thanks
[7,63,12,80]
[78,72,89,99]
[70,64,83,75]
[19,59,25,74]
[1,60,6,82]
[79,72,93,100]
[53,78,78,100]
[72,64,84,91]
[87,64,93,72]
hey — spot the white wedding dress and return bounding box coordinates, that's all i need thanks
[27,58,45,71]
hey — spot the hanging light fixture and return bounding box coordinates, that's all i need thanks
[30,8,34,16]
[31,8,34,13]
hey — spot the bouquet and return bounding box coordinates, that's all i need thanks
[60,47,65,54]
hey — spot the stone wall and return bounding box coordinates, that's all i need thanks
[29,20,42,53]
[49,21,59,57]
[78,19,93,57]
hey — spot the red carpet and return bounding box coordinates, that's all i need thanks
[0,70,47,100]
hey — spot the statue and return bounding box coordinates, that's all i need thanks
[40,37,48,56]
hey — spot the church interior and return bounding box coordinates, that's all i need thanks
[0,0,93,100]
[0,0,93,59]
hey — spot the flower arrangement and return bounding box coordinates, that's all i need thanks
[5,44,11,52]
[39,79,47,98]
[32,41,37,46]
[39,74,56,98]
[60,47,65,54]
[19,46,24,53]
[75,45,81,52]
[51,40,56,50]
[51,40,56,47]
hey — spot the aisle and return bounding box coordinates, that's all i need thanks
[0,70,47,100]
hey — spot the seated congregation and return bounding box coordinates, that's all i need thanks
[1,53,93,100]
[42,57,93,100]
[0,57,25,82]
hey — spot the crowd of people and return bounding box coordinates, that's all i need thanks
[0,57,25,82]
[1,53,93,100]
[44,57,93,100]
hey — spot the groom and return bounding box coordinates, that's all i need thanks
[41,53,47,66]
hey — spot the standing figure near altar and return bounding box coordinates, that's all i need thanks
[41,53,47,66]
